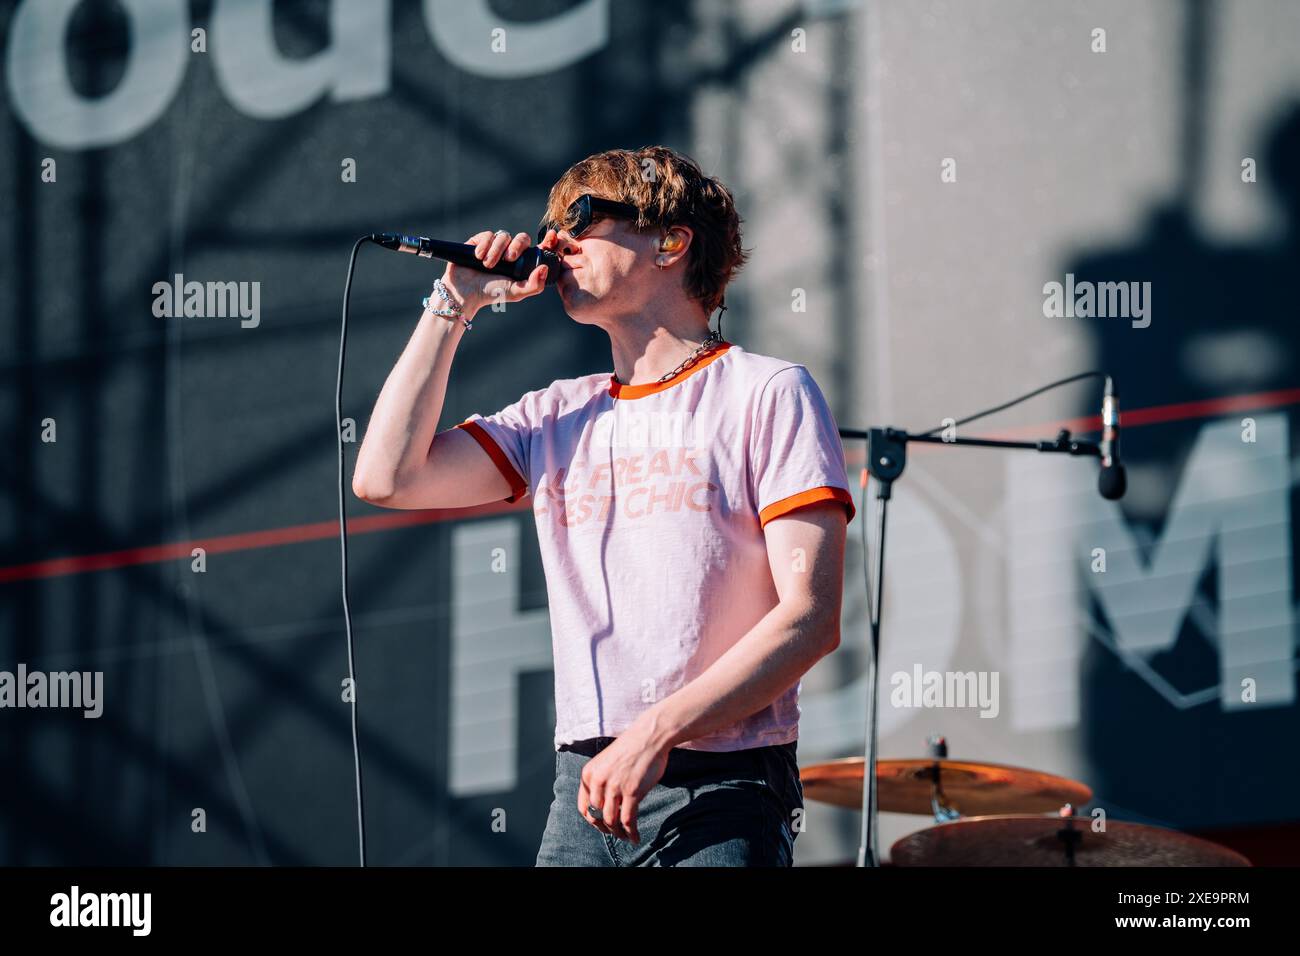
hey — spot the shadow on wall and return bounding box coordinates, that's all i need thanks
[1070,101,1300,845]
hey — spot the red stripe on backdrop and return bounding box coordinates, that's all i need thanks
[3,386,1299,583]
[986,386,1300,439]
[0,499,527,584]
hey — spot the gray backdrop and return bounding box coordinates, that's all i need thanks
[1,0,1297,866]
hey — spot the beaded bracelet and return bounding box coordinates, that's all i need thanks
[423,278,472,331]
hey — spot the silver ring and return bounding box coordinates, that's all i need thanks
[588,805,603,820]
[494,229,510,238]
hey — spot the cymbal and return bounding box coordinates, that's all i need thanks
[890,815,1252,867]
[800,757,1092,815]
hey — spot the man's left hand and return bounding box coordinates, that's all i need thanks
[576,721,672,844]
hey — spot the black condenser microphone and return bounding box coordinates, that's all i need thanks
[1098,376,1127,500]
[370,233,563,285]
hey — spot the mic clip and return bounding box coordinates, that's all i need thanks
[1038,429,1101,458]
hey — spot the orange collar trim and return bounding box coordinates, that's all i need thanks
[608,342,733,400]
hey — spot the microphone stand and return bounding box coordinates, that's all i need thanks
[838,425,1102,867]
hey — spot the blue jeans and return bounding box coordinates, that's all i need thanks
[535,736,803,867]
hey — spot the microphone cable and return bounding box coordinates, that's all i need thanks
[332,240,727,865]
[911,370,1107,437]
[337,236,372,866]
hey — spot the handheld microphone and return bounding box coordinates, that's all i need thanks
[1098,376,1127,500]
[370,233,563,285]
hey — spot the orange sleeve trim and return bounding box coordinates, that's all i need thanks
[455,420,528,503]
[759,486,856,528]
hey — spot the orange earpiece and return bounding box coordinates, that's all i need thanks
[659,232,684,252]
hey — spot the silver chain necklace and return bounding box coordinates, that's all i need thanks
[655,329,724,384]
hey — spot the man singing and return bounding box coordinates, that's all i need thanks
[352,145,855,866]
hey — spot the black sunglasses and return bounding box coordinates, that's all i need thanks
[536,194,641,244]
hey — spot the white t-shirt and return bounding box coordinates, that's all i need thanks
[456,341,856,751]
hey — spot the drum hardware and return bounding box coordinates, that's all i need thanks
[888,807,1252,867]
[800,736,1094,818]
[922,735,960,823]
